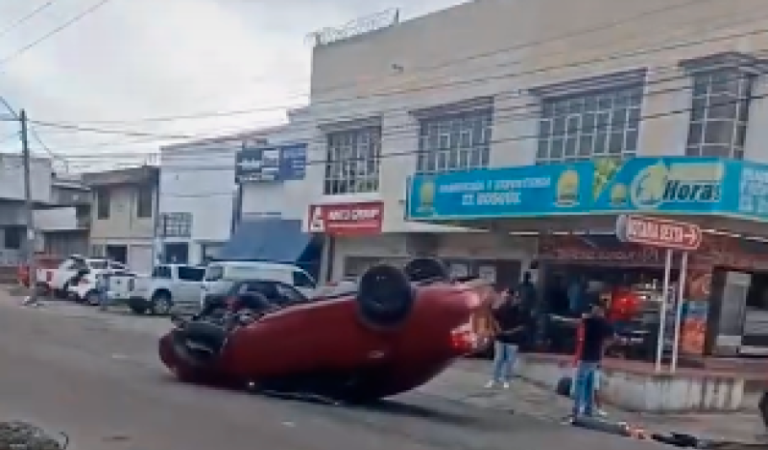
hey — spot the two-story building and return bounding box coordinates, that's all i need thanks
[33,175,91,257]
[83,166,158,273]
[301,0,768,288]
[0,153,51,266]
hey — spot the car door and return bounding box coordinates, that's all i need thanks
[176,266,205,306]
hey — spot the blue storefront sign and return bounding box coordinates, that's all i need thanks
[236,143,308,182]
[406,157,768,222]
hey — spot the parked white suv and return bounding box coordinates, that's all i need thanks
[127,264,206,315]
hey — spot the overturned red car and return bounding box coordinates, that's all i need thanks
[158,258,483,403]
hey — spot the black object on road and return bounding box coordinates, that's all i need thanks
[556,376,572,398]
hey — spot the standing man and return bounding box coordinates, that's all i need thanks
[486,288,529,389]
[572,300,614,419]
[97,271,112,311]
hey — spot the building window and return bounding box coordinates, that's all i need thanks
[686,70,753,159]
[161,213,192,238]
[536,85,643,164]
[96,189,110,219]
[136,185,154,218]
[416,108,492,174]
[323,127,381,195]
[4,227,22,250]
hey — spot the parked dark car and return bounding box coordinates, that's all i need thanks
[200,279,309,316]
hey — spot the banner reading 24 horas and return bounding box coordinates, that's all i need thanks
[406,157,751,221]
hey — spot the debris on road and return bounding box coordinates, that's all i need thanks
[0,421,68,450]
[570,415,764,449]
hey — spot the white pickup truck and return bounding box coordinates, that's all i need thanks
[38,254,129,299]
[126,264,206,315]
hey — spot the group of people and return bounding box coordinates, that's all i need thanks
[473,273,615,419]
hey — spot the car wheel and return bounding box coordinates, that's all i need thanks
[357,264,414,329]
[58,282,70,300]
[151,292,173,316]
[404,257,450,283]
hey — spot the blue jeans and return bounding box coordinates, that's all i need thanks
[98,287,110,309]
[572,361,599,417]
[492,341,517,382]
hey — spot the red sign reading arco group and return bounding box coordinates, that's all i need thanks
[616,214,702,251]
[308,201,384,236]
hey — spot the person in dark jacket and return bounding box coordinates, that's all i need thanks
[485,287,530,389]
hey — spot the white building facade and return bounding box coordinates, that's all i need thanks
[159,135,244,265]
[301,0,768,282]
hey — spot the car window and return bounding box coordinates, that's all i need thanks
[275,283,306,304]
[292,270,316,288]
[152,266,172,279]
[178,267,205,282]
[238,281,278,300]
[88,260,108,270]
[204,265,224,282]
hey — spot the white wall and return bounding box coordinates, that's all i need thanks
[33,207,78,231]
[160,142,238,243]
[241,113,314,221]
[0,154,51,203]
[306,0,768,234]
[90,184,155,241]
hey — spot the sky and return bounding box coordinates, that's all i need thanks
[0,0,467,172]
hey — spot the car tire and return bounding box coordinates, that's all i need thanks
[151,292,173,316]
[403,257,450,283]
[759,392,768,428]
[357,264,414,329]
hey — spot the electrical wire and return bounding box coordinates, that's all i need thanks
[27,63,768,161]
[28,0,733,125]
[0,1,56,40]
[0,0,115,66]
[60,88,768,180]
[19,13,768,157]
[4,1,767,166]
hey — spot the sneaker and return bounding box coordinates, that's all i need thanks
[485,380,496,388]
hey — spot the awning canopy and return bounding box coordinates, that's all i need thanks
[217,218,316,264]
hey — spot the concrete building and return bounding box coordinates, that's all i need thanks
[33,176,91,257]
[158,121,307,266]
[0,153,51,266]
[302,0,768,282]
[220,109,321,277]
[83,166,158,273]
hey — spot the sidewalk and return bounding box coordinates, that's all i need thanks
[419,358,767,444]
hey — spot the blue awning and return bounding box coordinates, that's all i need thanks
[217,219,316,264]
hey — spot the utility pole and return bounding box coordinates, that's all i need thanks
[20,109,38,306]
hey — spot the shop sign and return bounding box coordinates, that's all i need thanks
[236,143,308,183]
[308,201,383,236]
[616,215,702,251]
[406,156,768,221]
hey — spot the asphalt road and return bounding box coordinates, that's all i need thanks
[0,299,654,450]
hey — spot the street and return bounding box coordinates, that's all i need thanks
[0,296,655,450]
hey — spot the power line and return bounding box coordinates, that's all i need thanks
[0,0,115,66]
[0,2,56,40]
[23,61,768,159]
[29,0,728,125]
[44,87,768,176]
[24,7,768,141]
